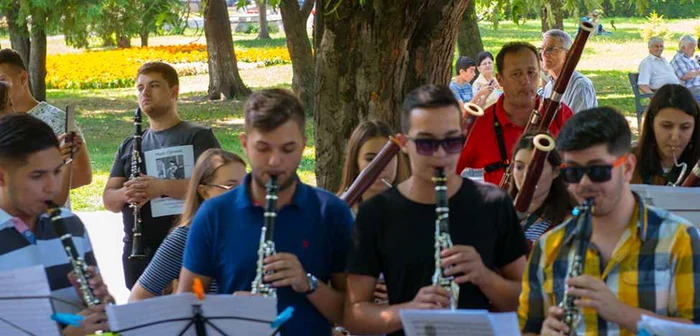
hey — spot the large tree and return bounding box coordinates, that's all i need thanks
[256,0,271,39]
[279,0,315,111]
[314,0,470,191]
[458,0,484,60]
[204,0,250,99]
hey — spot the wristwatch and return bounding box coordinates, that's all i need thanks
[303,273,318,295]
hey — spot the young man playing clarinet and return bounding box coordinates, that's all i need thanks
[177,89,354,336]
[102,62,220,290]
[343,84,529,336]
[0,114,113,335]
[519,107,700,336]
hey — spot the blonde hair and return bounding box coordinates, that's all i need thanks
[175,148,246,229]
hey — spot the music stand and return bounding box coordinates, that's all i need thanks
[108,294,286,336]
[0,266,62,336]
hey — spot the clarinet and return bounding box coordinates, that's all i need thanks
[46,201,101,307]
[250,175,279,297]
[558,198,594,335]
[431,168,460,309]
[129,108,146,260]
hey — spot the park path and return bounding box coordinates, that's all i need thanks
[76,211,131,304]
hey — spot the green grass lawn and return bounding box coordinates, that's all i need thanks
[56,17,699,211]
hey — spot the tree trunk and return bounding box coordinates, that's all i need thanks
[256,0,270,39]
[280,0,315,111]
[117,34,131,48]
[457,0,484,60]
[541,0,563,32]
[313,0,323,56]
[140,29,149,47]
[204,0,251,99]
[314,0,469,191]
[29,10,47,102]
[4,1,30,68]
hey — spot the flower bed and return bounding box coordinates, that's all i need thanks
[46,44,290,90]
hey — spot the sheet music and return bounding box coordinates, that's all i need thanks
[107,293,278,336]
[201,295,277,334]
[0,266,60,336]
[637,314,700,336]
[488,312,520,336]
[144,145,194,217]
[107,293,194,335]
[401,309,493,336]
[401,309,519,336]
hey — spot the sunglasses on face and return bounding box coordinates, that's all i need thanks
[407,136,466,156]
[559,155,627,183]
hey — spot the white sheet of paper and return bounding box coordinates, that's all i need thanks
[143,145,194,217]
[488,312,520,336]
[107,293,278,336]
[401,309,496,336]
[637,314,700,336]
[0,266,60,336]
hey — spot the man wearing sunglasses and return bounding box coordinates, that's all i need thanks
[343,85,529,336]
[519,107,700,336]
[540,29,597,114]
[456,42,574,186]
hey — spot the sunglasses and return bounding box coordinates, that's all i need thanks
[407,136,466,156]
[559,155,627,183]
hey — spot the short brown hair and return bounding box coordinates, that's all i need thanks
[0,49,27,72]
[401,84,460,133]
[244,89,305,132]
[136,61,179,87]
[495,42,539,74]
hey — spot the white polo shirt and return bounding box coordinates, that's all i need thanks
[638,54,679,90]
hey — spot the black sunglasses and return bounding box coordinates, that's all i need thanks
[560,155,627,183]
[407,136,466,156]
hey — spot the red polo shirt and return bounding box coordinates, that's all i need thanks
[456,95,574,185]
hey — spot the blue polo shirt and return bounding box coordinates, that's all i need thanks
[183,174,354,336]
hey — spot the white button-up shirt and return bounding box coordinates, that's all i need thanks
[637,54,679,90]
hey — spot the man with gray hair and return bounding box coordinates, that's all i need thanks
[540,29,597,113]
[670,35,700,100]
[637,37,679,94]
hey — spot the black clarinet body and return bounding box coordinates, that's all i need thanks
[431,168,460,309]
[129,107,146,260]
[558,198,594,335]
[250,175,279,297]
[46,201,101,307]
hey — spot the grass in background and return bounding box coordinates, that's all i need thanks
[57,17,700,210]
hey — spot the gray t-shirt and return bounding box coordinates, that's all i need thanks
[109,120,221,245]
[543,71,598,114]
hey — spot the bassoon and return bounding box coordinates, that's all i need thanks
[681,160,700,187]
[513,133,556,213]
[499,20,595,197]
[340,136,401,206]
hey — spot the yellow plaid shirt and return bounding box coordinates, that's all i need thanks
[518,194,700,335]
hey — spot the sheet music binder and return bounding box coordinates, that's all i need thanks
[107,293,281,336]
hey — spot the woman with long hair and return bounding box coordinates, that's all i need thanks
[128,148,246,302]
[632,84,700,186]
[510,132,577,245]
[336,120,410,212]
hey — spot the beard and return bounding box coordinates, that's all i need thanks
[252,170,298,192]
[573,173,624,217]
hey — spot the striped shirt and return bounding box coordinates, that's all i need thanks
[0,208,96,314]
[518,193,700,335]
[137,226,218,295]
[671,51,700,89]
